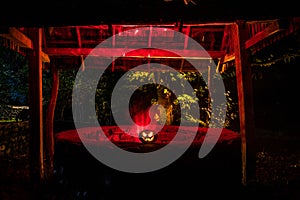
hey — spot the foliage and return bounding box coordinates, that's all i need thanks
[0,44,240,130]
[0,46,29,106]
[251,30,300,68]
[220,68,239,130]
[109,68,240,129]
[0,46,53,121]
[95,71,123,125]
[54,69,78,121]
[0,121,30,158]
[0,104,29,122]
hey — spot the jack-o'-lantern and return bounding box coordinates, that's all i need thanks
[139,130,158,143]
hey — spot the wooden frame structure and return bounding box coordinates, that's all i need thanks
[1,1,299,186]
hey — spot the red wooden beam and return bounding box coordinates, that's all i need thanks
[0,27,33,49]
[43,47,225,59]
[245,20,281,49]
[0,27,50,62]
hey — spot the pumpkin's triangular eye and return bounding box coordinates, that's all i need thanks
[142,131,148,138]
[148,131,153,137]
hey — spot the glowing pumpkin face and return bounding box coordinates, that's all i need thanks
[139,130,158,143]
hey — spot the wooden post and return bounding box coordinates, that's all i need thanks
[207,63,211,90]
[44,64,59,180]
[28,28,44,183]
[232,21,256,186]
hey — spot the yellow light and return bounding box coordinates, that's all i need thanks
[139,130,158,143]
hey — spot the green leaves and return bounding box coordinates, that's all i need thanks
[0,46,29,106]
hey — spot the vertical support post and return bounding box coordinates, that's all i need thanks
[28,27,44,183]
[148,25,153,48]
[184,25,191,49]
[207,63,211,90]
[44,64,59,180]
[112,25,116,72]
[232,21,256,186]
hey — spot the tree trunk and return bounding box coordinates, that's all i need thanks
[44,66,59,180]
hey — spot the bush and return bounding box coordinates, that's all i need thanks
[0,121,30,158]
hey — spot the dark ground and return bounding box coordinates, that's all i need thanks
[1,126,300,200]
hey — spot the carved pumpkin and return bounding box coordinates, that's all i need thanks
[139,130,158,143]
